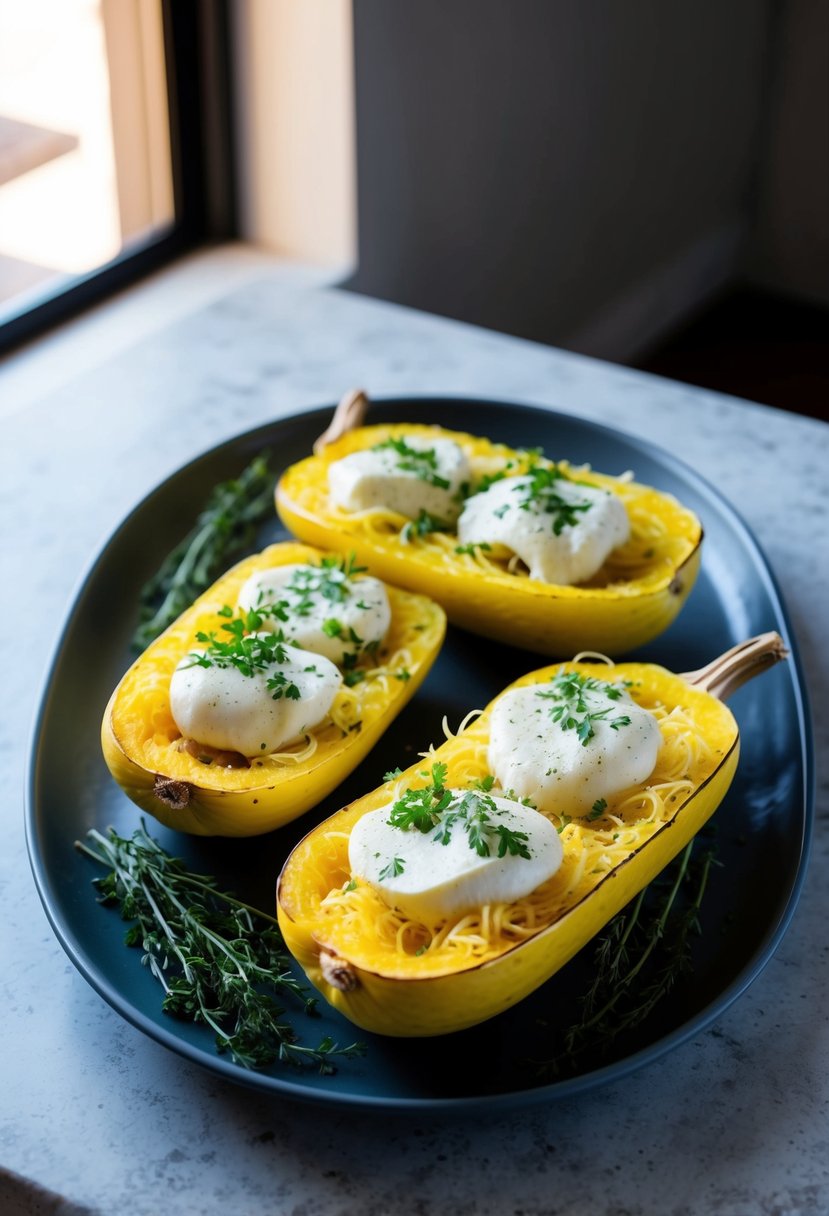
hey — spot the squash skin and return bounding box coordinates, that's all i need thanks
[101,542,446,837]
[276,423,703,657]
[276,659,739,1037]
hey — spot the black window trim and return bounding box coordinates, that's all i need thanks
[0,0,237,356]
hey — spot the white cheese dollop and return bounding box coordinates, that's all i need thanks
[328,436,470,522]
[237,563,391,666]
[170,637,341,756]
[456,473,629,583]
[488,676,661,816]
[348,791,563,923]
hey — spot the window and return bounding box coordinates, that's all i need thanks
[0,0,235,351]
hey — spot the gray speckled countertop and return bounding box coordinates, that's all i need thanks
[1,249,827,1216]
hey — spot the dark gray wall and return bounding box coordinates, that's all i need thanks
[347,0,772,355]
[748,0,829,306]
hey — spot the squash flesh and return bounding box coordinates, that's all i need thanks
[276,424,703,656]
[101,542,446,836]
[276,660,739,1036]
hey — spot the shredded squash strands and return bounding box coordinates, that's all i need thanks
[113,559,429,792]
[286,438,696,595]
[305,679,720,978]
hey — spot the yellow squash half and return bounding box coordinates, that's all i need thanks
[276,418,702,656]
[101,542,446,836]
[277,634,784,1037]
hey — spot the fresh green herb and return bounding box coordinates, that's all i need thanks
[388,771,531,860]
[76,824,363,1072]
[473,467,510,495]
[588,798,608,820]
[400,510,453,542]
[322,618,343,637]
[532,838,717,1078]
[344,878,358,893]
[387,763,452,832]
[186,619,301,700]
[514,464,592,535]
[504,787,538,809]
[133,454,276,651]
[535,670,632,746]
[383,767,404,782]
[454,541,492,556]
[471,774,496,792]
[378,856,406,881]
[394,668,411,682]
[373,437,450,489]
[276,554,367,619]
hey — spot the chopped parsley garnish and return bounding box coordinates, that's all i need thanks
[373,437,451,489]
[514,464,592,535]
[588,798,608,820]
[535,670,632,746]
[386,765,531,860]
[275,554,367,618]
[400,510,453,542]
[454,541,492,556]
[378,856,406,881]
[185,617,302,700]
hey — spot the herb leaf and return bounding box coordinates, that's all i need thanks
[535,670,632,746]
[373,438,450,489]
[378,856,406,881]
[514,464,592,535]
[387,776,532,861]
[400,510,453,542]
[76,824,364,1073]
[531,837,718,1079]
[133,454,276,651]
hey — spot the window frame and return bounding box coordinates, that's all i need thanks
[0,0,237,355]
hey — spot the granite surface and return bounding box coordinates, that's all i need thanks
[1,251,827,1216]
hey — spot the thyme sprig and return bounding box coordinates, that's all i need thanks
[133,454,276,651]
[535,670,632,746]
[76,824,364,1073]
[533,838,718,1078]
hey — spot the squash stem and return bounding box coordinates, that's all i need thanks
[682,631,787,700]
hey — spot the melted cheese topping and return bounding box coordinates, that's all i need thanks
[328,436,470,522]
[348,791,562,922]
[456,474,629,583]
[488,680,661,815]
[169,639,341,756]
[237,563,391,666]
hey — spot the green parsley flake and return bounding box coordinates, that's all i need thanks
[386,765,531,861]
[535,670,632,746]
[373,438,451,490]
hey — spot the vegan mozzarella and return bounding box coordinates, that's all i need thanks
[237,562,390,666]
[457,473,629,583]
[170,637,341,756]
[488,676,661,816]
[348,791,563,922]
[328,436,470,522]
